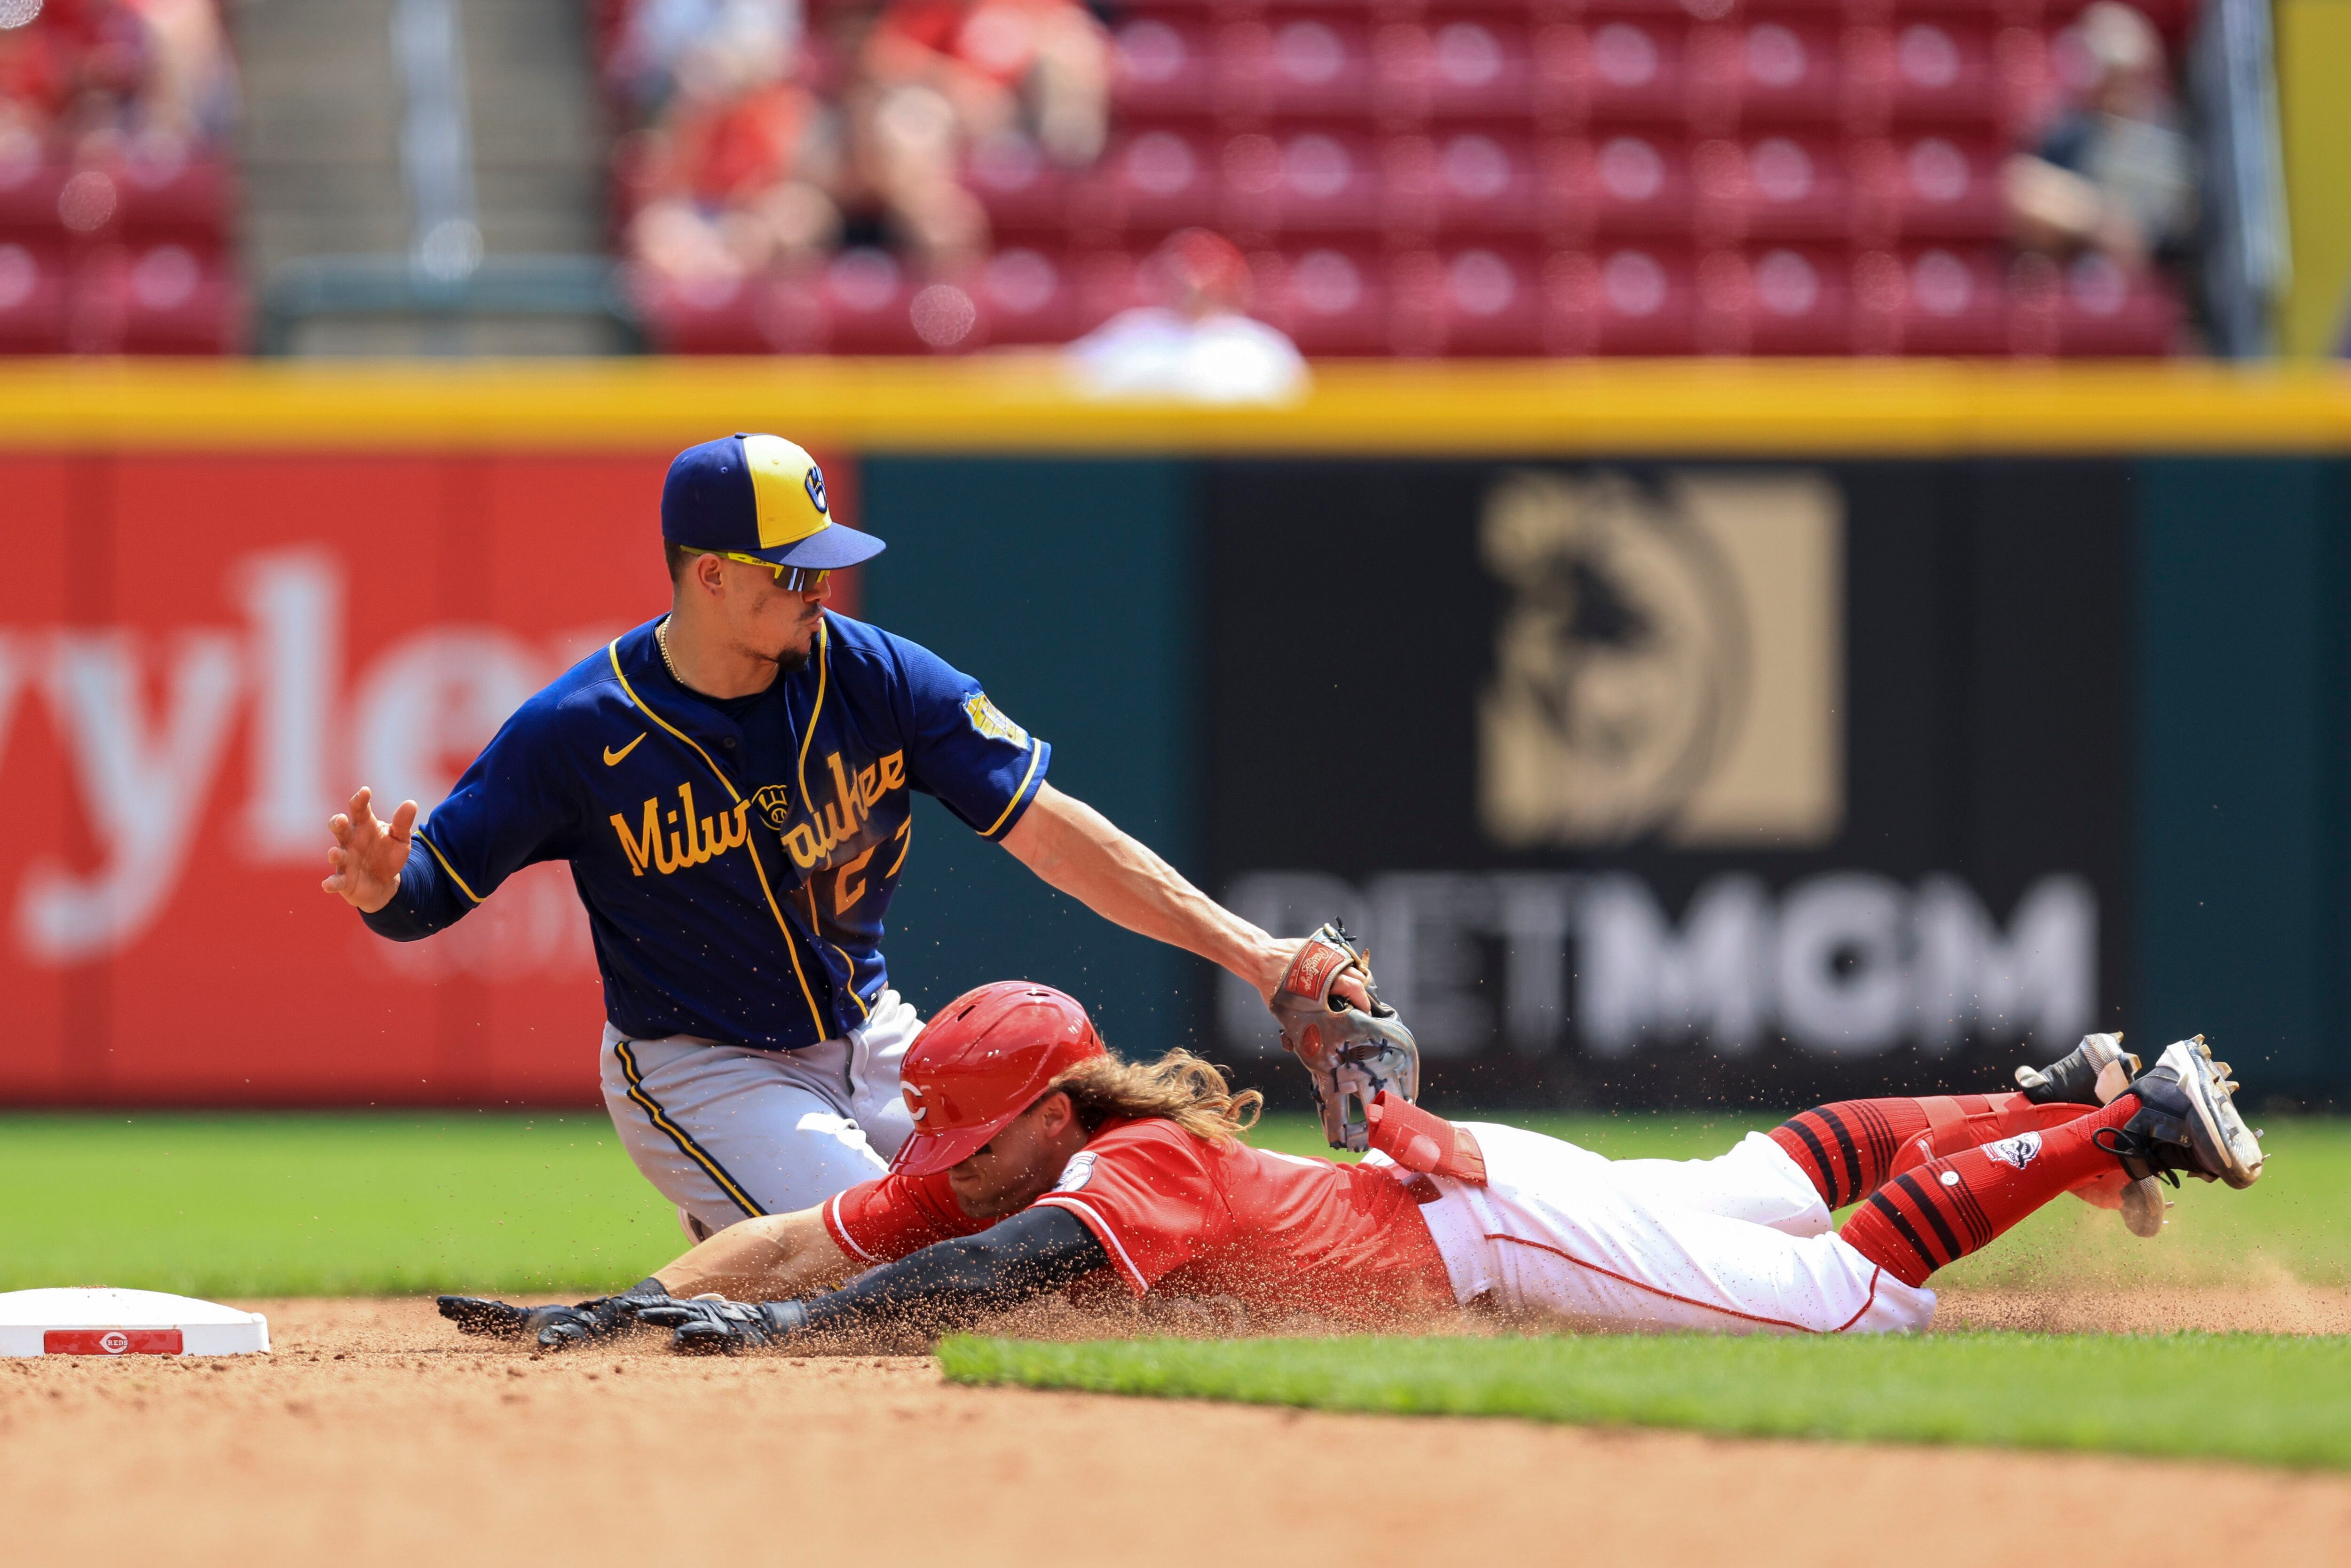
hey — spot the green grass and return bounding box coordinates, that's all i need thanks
[0,1113,681,1296]
[0,1109,2344,1297]
[940,1331,2351,1469]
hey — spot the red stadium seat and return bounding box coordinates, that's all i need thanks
[1222,127,1382,233]
[634,270,768,354]
[1385,128,1540,236]
[1253,245,1389,354]
[113,147,233,244]
[974,245,1085,344]
[962,130,1073,237]
[1882,20,2006,127]
[67,244,239,355]
[1543,131,1702,240]
[1097,125,1222,233]
[822,248,930,354]
[1110,14,1218,120]
[1568,17,1700,125]
[1395,243,1544,355]
[1731,133,1851,240]
[0,239,70,353]
[1219,14,1378,120]
[1731,244,1854,354]
[1377,13,1537,121]
[0,150,65,237]
[1545,244,1701,355]
[1854,244,2010,355]
[2050,252,2181,356]
[1865,131,2008,240]
[1732,17,1844,124]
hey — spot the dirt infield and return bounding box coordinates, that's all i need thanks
[2,1296,2345,1568]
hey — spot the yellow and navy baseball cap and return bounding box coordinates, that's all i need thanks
[660,433,885,571]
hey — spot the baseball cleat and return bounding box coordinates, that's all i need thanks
[2098,1036,2266,1196]
[2016,1032,2139,1107]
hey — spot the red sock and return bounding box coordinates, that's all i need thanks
[1768,1092,2087,1209]
[1836,1096,2136,1286]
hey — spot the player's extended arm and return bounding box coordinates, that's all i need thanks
[647,1205,867,1302]
[640,1206,1108,1352]
[1000,782,1358,1004]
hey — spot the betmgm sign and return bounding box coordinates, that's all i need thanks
[1202,458,2125,1101]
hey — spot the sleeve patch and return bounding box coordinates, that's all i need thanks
[962,692,1029,748]
[1052,1150,1098,1193]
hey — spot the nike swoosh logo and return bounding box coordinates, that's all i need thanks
[603,733,647,766]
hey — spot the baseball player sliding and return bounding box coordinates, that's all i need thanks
[323,433,1358,1240]
[441,930,2266,1350]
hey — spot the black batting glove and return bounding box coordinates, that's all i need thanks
[636,1297,809,1355]
[436,1277,673,1351]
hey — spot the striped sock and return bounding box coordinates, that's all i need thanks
[1768,1092,2089,1210]
[1836,1096,2137,1287]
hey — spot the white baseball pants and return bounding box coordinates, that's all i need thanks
[599,990,921,1240]
[1408,1123,1936,1334]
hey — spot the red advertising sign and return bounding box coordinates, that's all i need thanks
[0,450,855,1106]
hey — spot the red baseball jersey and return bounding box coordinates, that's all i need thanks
[821,1118,1457,1324]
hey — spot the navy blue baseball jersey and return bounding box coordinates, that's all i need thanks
[362,613,1050,1050]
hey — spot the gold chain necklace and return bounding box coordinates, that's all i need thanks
[655,616,682,682]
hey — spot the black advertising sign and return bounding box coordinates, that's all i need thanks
[1202,458,2131,1108]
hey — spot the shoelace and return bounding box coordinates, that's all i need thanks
[2093,1124,2186,1188]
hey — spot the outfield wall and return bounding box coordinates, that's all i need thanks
[2,362,2348,1108]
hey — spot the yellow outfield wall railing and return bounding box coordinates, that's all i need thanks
[5,358,2351,456]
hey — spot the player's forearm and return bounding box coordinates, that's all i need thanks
[792,1206,1105,1338]
[1002,785,1283,994]
[653,1208,856,1301]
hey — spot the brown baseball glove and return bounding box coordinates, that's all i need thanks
[1268,922,1420,1152]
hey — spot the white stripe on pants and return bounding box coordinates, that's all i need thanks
[600,989,921,1239]
[1408,1123,1936,1334]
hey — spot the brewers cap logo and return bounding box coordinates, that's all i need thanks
[753,782,792,829]
[805,463,828,517]
[962,692,1028,748]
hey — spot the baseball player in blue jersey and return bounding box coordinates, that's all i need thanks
[323,432,1349,1241]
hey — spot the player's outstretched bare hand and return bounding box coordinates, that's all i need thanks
[322,785,417,914]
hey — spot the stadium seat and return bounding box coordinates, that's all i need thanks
[1858,244,2010,355]
[113,147,234,244]
[1732,244,1854,354]
[1384,129,1540,236]
[1564,17,1699,126]
[0,151,65,237]
[0,240,70,353]
[962,130,1074,237]
[1543,132,1701,240]
[1882,19,2006,126]
[1732,16,1844,124]
[1377,13,1537,122]
[974,245,1087,344]
[1218,14,1378,120]
[1545,244,1702,355]
[1097,125,1223,233]
[1731,133,1852,241]
[1110,13,1218,120]
[1868,131,2008,240]
[1254,245,1389,354]
[2050,252,2181,356]
[1222,127,1383,233]
[1399,243,1544,355]
[634,269,768,354]
[822,247,932,354]
[67,244,240,355]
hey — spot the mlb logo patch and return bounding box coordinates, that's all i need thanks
[1053,1151,1097,1193]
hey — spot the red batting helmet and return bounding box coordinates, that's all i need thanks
[891,982,1106,1177]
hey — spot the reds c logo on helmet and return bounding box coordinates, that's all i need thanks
[890,982,1105,1177]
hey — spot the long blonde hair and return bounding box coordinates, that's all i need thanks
[1049,1049,1263,1143]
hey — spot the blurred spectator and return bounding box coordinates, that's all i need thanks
[2004,2,2196,274]
[851,0,1107,269]
[623,0,843,288]
[0,0,234,157]
[1068,229,1307,403]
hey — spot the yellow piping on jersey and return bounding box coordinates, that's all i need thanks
[795,618,830,814]
[883,816,913,880]
[607,636,831,1041]
[413,827,483,904]
[981,740,1044,838]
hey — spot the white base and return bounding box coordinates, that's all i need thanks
[0,1288,270,1356]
